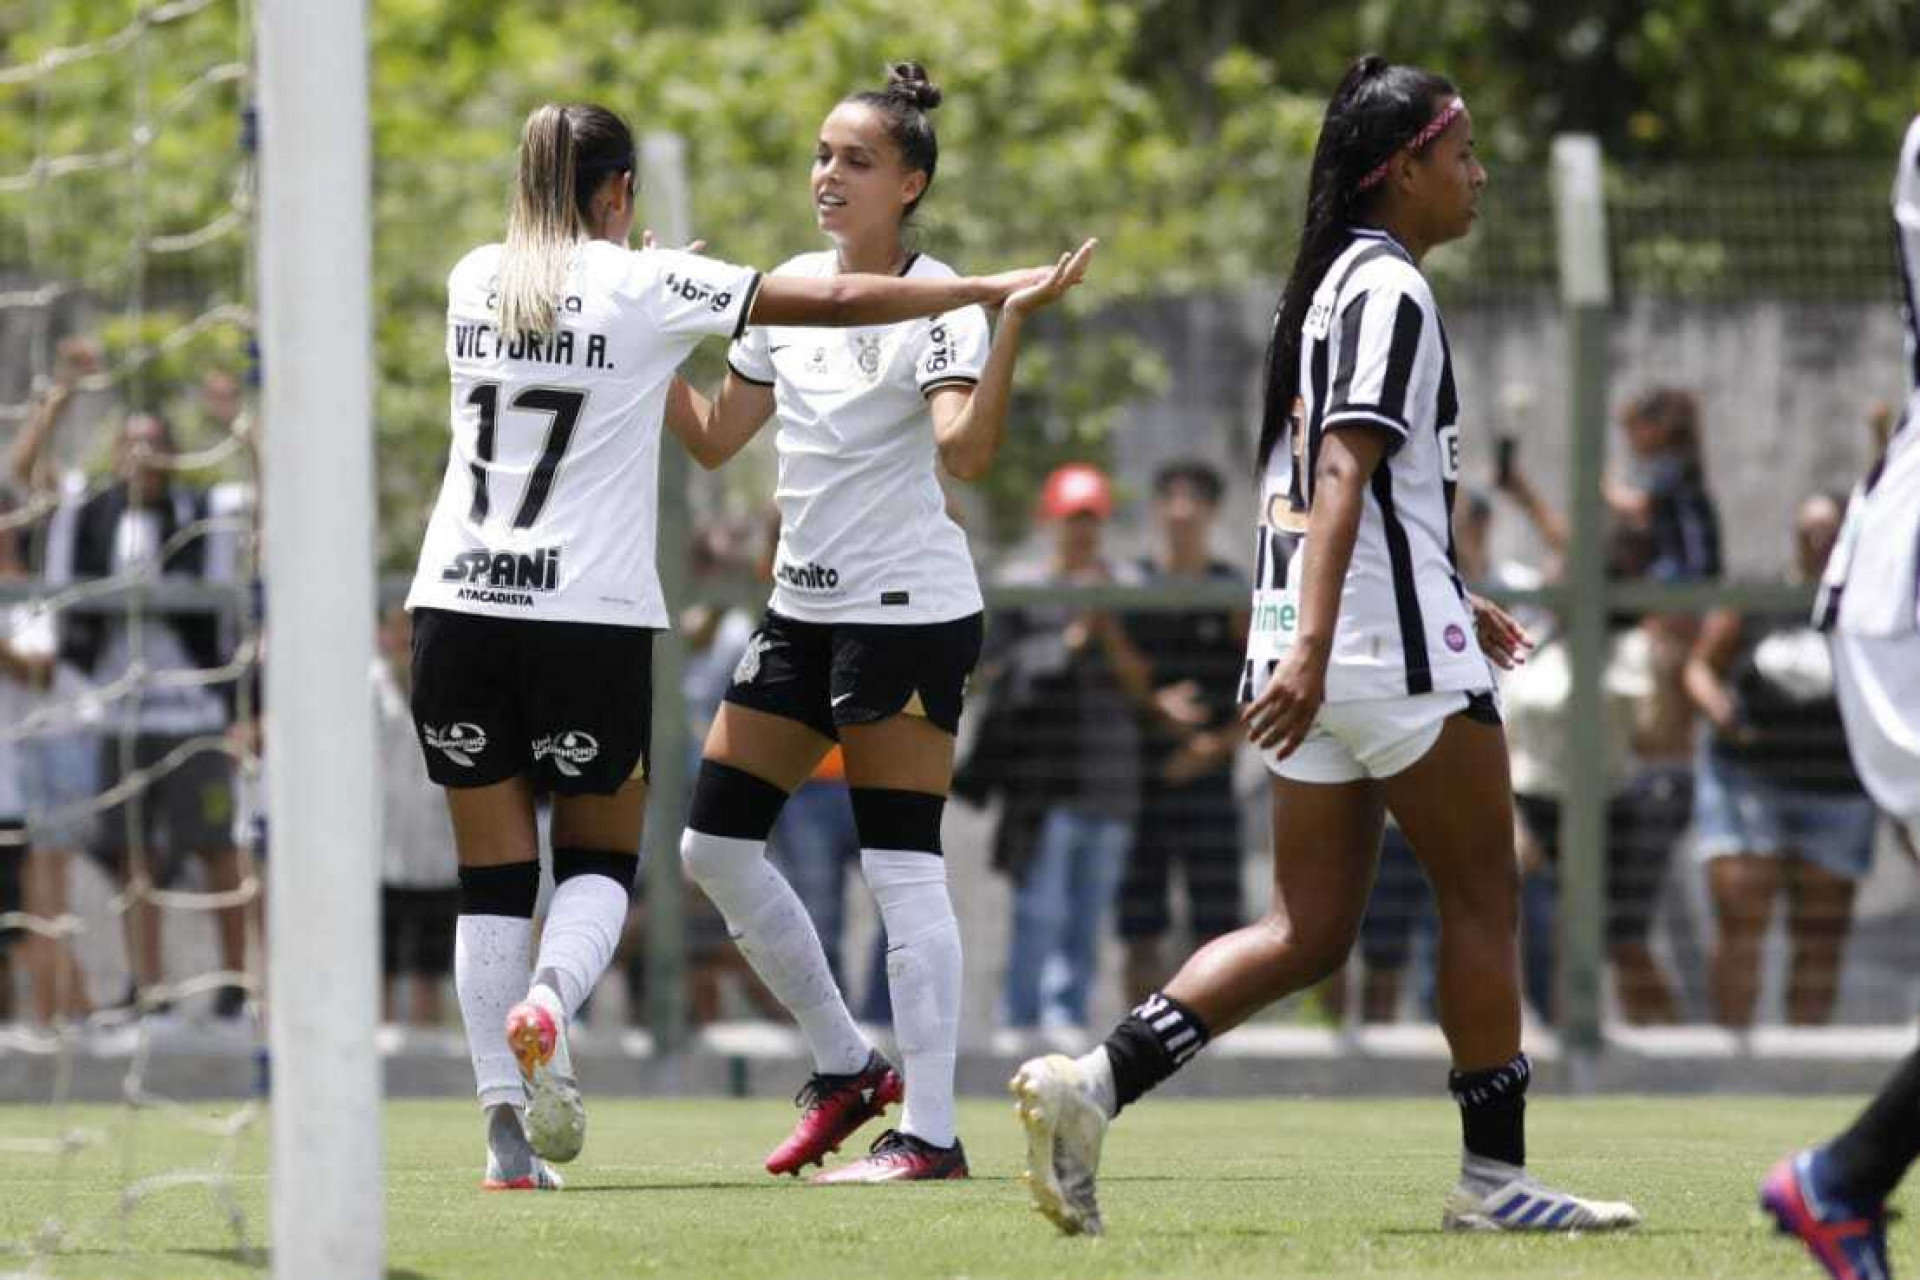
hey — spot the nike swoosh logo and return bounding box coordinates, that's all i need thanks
[770,344,790,354]
[831,692,854,706]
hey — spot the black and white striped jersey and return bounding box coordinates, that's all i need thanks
[1243,228,1491,703]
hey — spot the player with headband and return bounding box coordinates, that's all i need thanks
[1009,55,1641,1237]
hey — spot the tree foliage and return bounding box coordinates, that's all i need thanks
[3,1,1914,557]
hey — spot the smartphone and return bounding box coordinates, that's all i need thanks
[1495,434,1518,488]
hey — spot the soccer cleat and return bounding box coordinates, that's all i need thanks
[479,1104,564,1191]
[505,997,585,1164]
[481,1162,565,1192]
[1760,1149,1892,1280]
[810,1129,969,1184]
[1442,1174,1642,1232]
[764,1051,902,1177]
[1010,1054,1109,1237]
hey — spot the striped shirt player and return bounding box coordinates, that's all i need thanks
[727,250,988,626]
[1243,227,1493,779]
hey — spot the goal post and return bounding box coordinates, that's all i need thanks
[254,1,383,1276]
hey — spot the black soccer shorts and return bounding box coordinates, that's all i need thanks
[410,607,654,794]
[723,609,985,741]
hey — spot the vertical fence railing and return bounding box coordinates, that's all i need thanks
[1550,134,1613,1080]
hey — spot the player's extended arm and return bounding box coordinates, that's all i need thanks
[745,240,1095,329]
[1243,425,1390,757]
[664,373,775,471]
[930,241,1098,482]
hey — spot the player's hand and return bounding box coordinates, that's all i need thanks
[978,239,1097,307]
[1242,649,1325,759]
[1469,592,1532,669]
[1003,239,1098,318]
[640,229,707,254]
[1154,679,1210,729]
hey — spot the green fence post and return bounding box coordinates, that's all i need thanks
[1550,134,1612,1085]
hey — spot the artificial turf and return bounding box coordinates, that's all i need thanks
[0,1095,1900,1278]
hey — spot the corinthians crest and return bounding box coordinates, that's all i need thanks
[734,631,770,685]
[853,332,884,381]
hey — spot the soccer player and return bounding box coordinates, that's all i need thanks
[405,100,1076,1191]
[1010,55,1642,1236]
[1759,113,1920,1280]
[666,62,1095,1183]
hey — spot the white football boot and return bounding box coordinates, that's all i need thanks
[1442,1173,1642,1232]
[1010,1054,1109,1236]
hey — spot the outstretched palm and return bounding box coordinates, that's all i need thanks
[1006,238,1098,317]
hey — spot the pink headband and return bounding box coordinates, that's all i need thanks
[1354,97,1466,193]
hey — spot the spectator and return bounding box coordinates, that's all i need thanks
[962,463,1150,1034]
[60,411,246,1016]
[375,607,458,1026]
[1688,493,1873,1028]
[1116,460,1246,1004]
[7,345,107,1027]
[3,497,101,1030]
[1604,388,1721,583]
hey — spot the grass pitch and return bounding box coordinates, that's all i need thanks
[0,1094,1905,1278]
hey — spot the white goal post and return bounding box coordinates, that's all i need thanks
[254,1,383,1277]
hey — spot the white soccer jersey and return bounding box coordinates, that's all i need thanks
[407,240,761,628]
[1242,229,1491,703]
[1816,116,1920,821]
[728,251,988,624]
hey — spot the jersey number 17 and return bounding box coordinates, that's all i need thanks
[464,382,588,529]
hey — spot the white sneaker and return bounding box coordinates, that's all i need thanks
[505,995,585,1164]
[1442,1175,1642,1232]
[1009,1054,1108,1236]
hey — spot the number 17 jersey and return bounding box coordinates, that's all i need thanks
[407,239,761,628]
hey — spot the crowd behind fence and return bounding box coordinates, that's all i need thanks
[2,141,1916,1066]
[1,431,1914,1053]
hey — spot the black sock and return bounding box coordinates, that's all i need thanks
[1101,992,1211,1115]
[1824,1046,1920,1205]
[1450,1053,1531,1168]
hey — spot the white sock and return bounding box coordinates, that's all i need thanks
[1461,1150,1526,1194]
[456,914,532,1109]
[681,828,869,1074]
[1074,1045,1119,1119]
[863,848,960,1148]
[532,874,629,1018]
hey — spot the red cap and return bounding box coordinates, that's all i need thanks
[1040,463,1113,520]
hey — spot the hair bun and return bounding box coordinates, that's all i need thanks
[885,61,942,111]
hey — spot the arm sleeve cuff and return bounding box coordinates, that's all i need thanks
[1321,407,1411,450]
[920,376,980,398]
[729,272,763,342]
[726,358,775,388]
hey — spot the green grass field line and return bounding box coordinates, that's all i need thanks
[0,1096,1905,1278]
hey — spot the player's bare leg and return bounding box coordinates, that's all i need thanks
[1015,778,1382,1235]
[1385,715,1638,1232]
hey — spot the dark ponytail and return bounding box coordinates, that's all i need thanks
[843,61,942,218]
[1257,56,1457,466]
